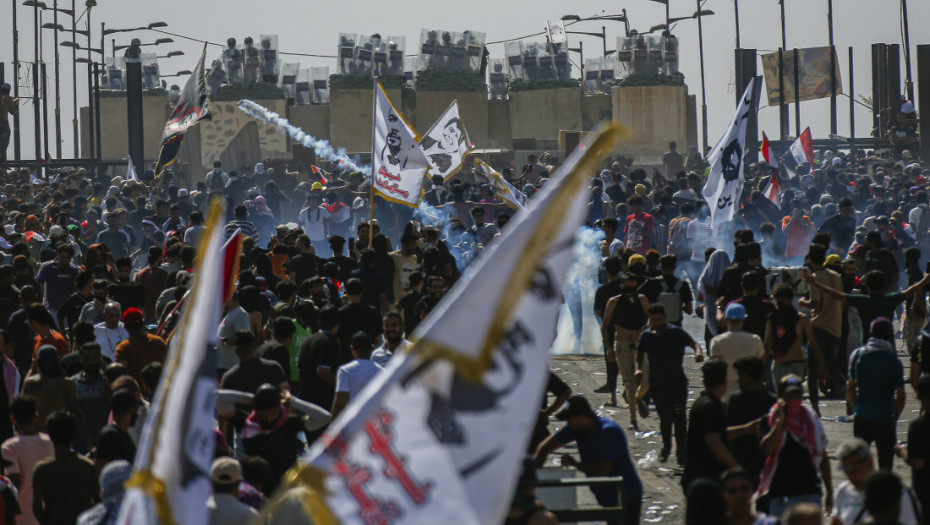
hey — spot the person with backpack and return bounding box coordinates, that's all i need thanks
[638,254,693,326]
[600,272,650,429]
[667,203,695,280]
[206,161,229,194]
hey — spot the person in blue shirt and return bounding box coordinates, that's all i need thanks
[533,395,642,525]
[848,317,906,470]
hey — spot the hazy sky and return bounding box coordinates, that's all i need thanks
[2,0,929,161]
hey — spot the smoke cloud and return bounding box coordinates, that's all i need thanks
[552,227,605,355]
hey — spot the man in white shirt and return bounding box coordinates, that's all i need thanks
[709,303,764,400]
[332,331,382,419]
[832,438,919,525]
[298,190,328,255]
[206,457,259,525]
[371,312,409,366]
[93,302,129,361]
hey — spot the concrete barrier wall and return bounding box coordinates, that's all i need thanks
[488,99,511,148]
[414,91,489,148]
[612,85,690,164]
[581,94,613,130]
[290,104,331,143]
[329,88,402,154]
[81,96,169,162]
[509,87,583,141]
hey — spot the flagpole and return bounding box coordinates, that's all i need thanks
[369,78,376,248]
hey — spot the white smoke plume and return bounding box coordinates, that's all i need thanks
[237,99,368,173]
[552,226,606,355]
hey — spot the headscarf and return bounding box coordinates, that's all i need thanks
[697,249,731,335]
[254,162,265,175]
[253,195,273,217]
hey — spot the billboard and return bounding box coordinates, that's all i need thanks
[760,46,842,106]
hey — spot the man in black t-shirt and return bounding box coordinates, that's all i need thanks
[94,389,138,470]
[221,332,289,430]
[635,304,703,464]
[726,356,776,486]
[286,235,322,287]
[297,306,341,409]
[337,279,382,360]
[682,360,742,492]
[638,254,693,324]
[717,242,768,306]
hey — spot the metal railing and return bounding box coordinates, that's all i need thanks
[536,475,627,523]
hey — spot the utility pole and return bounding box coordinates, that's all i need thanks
[828,0,837,134]
[734,0,741,49]
[779,0,789,139]
[52,0,61,158]
[70,0,77,157]
[697,0,708,151]
[902,0,914,102]
[11,0,21,160]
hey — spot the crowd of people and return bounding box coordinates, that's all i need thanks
[0,138,924,524]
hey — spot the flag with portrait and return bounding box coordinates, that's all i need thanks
[372,80,430,207]
[474,158,527,210]
[419,100,473,181]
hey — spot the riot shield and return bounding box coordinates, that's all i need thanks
[505,41,524,80]
[311,67,329,104]
[631,33,651,76]
[488,58,508,99]
[105,57,124,90]
[522,43,539,81]
[356,35,374,77]
[141,53,160,89]
[599,57,617,93]
[553,43,571,81]
[662,34,679,76]
[207,59,227,92]
[538,44,557,80]
[464,30,485,73]
[647,36,662,76]
[223,41,244,85]
[387,36,405,77]
[259,34,280,84]
[281,62,299,99]
[296,68,311,105]
[448,31,467,72]
[404,57,417,87]
[418,29,438,72]
[433,30,454,70]
[617,36,633,78]
[338,33,358,76]
[372,38,388,78]
[583,58,600,93]
[242,37,260,83]
[168,84,180,105]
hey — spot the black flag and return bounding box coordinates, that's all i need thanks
[153,45,213,176]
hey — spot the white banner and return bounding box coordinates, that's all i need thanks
[702,76,761,227]
[474,159,527,210]
[283,125,626,525]
[117,199,227,525]
[126,156,139,181]
[373,80,430,207]
[420,101,473,181]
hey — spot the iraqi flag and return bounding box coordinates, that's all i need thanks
[761,132,777,168]
[311,165,328,184]
[780,127,814,177]
[761,172,781,207]
[324,201,351,223]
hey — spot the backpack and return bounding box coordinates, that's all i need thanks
[658,279,684,325]
[208,171,226,192]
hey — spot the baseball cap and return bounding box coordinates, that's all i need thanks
[778,374,804,397]
[825,254,842,266]
[48,225,66,238]
[122,307,144,326]
[311,182,324,191]
[210,457,242,484]
[724,303,747,321]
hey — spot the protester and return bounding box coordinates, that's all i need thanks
[833,438,920,525]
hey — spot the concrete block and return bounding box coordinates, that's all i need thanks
[329,88,403,154]
[612,85,690,164]
[509,87,583,142]
[81,96,169,163]
[488,99,511,148]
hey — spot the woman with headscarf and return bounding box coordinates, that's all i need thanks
[76,460,132,525]
[698,249,732,349]
[251,195,276,247]
[22,346,89,447]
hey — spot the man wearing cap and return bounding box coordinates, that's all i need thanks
[624,195,655,256]
[35,243,79,319]
[114,308,167,382]
[331,331,383,419]
[176,188,192,218]
[757,374,833,517]
[207,457,259,525]
[534,395,643,524]
[800,244,846,397]
[709,303,764,400]
[847,317,906,470]
[298,192,328,255]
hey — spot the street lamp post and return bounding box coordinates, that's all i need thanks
[697,0,708,151]
[11,0,21,160]
[779,0,789,139]
[85,0,94,164]
[827,0,837,134]
[734,0,741,49]
[901,0,914,102]
[70,0,77,156]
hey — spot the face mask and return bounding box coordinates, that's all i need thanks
[785,398,803,418]
[423,240,437,248]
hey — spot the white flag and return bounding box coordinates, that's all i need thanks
[474,159,527,210]
[702,76,761,227]
[419,100,473,181]
[373,80,430,207]
[126,157,139,181]
[117,199,227,525]
[279,124,626,525]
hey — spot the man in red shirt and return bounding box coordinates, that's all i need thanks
[781,208,816,266]
[624,195,655,255]
[134,246,168,323]
[27,305,69,358]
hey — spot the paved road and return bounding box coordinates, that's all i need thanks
[540,314,919,524]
